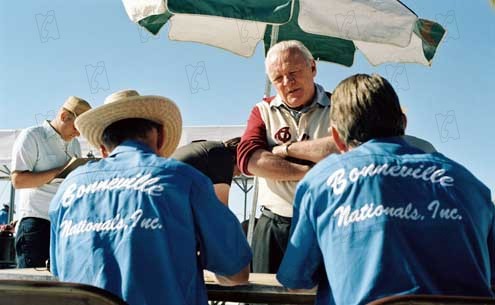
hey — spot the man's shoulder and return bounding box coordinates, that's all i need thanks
[13,126,46,151]
[139,153,193,172]
[254,97,275,110]
[68,154,211,185]
[427,152,490,191]
[262,96,276,104]
[191,140,224,153]
[157,156,213,183]
[18,125,45,139]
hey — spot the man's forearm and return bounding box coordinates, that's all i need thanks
[273,136,339,163]
[214,265,250,286]
[11,167,63,189]
[247,149,311,181]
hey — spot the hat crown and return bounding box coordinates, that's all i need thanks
[63,96,91,116]
[76,89,182,157]
[104,90,140,104]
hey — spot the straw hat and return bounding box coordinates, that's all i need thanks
[75,89,182,157]
[62,96,91,117]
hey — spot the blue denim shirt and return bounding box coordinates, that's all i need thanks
[49,140,252,305]
[278,137,495,305]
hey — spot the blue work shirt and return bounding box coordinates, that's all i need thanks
[49,140,252,305]
[277,137,495,305]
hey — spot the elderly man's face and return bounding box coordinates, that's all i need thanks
[267,48,316,109]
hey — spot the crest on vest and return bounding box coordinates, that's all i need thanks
[274,127,310,144]
[274,127,292,143]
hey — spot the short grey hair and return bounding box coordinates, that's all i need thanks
[265,40,314,74]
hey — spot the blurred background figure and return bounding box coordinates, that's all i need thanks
[172,137,241,205]
[0,204,9,225]
[10,96,91,268]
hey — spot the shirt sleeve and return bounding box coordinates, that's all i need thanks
[11,129,38,172]
[277,181,324,289]
[190,176,252,275]
[237,105,267,176]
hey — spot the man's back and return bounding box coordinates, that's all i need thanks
[49,140,252,305]
[172,140,233,184]
[279,138,495,305]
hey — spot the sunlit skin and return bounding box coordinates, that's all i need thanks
[57,111,80,141]
[266,48,317,109]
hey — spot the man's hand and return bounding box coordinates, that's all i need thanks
[0,220,17,233]
[275,137,339,164]
[214,265,250,286]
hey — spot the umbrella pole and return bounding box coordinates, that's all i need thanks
[263,25,280,98]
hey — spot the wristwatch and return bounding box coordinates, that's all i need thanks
[282,141,294,157]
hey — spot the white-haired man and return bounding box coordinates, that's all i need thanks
[49,90,251,305]
[237,40,338,273]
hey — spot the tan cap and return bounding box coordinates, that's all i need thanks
[63,96,91,117]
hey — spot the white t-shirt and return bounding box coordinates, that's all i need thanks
[11,120,82,220]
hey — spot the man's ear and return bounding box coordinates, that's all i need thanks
[60,111,69,122]
[331,127,348,153]
[156,127,165,153]
[99,145,109,158]
[311,60,317,77]
[401,112,408,131]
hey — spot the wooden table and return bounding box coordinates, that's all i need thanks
[0,268,316,304]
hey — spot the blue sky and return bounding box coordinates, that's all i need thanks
[1,1,494,216]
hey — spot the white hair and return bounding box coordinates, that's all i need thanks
[265,40,314,74]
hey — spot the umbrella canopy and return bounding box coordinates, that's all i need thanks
[123,0,446,67]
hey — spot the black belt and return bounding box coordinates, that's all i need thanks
[260,207,292,223]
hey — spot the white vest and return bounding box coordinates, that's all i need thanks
[257,84,331,217]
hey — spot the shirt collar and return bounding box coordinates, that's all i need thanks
[361,136,423,153]
[109,140,155,157]
[42,120,62,140]
[270,83,330,109]
[366,136,409,146]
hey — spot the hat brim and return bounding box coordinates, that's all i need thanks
[75,96,182,157]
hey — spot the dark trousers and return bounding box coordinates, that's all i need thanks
[252,207,291,274]
[15,217,50,268]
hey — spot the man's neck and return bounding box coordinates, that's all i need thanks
[48,119,64,138]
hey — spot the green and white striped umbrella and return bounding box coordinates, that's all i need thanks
[123,0,446,67]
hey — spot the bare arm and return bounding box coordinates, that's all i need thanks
[247,149,311,181]
[213,183,230,206]
[272,136,339,163]
[214,264,250,286]
[11,167,64,189]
